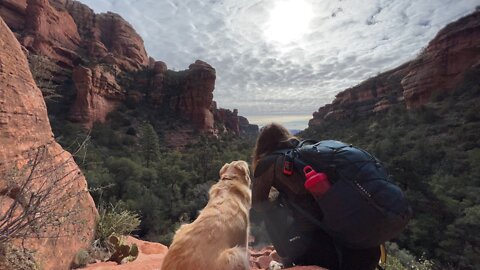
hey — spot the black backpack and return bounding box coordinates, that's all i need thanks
[270,139,412,249]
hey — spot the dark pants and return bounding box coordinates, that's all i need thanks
[293,229,380,270]
[263,204,380,270]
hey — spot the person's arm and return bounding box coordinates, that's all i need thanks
[252,161,275,212]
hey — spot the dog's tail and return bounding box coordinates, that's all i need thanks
[216,246,250,270]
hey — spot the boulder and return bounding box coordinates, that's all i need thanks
[0,17,97,270]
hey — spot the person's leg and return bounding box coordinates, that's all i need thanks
[263,202,310,261]
[293,229,339,270]
[339,245,381,270]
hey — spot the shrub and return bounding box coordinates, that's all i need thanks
[0,243,40,270]
[383,242,434,270]
[95,203,141,246]
[71,249,91,269]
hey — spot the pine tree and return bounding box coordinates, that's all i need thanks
[140,123,160,168]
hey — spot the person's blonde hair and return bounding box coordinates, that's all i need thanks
[251,123,295,171]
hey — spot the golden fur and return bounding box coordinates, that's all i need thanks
[161,160,252,270]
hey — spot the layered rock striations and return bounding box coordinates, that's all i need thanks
[309,10,480,127]
[401,10,480,108]
[174,60,216,133]
[0,17,97,270]
[0,0,27,32]
[0,0,256,135]
[69,64,124,128]
[309,63,410,127]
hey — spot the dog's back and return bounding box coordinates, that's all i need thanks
[161,161,251,270]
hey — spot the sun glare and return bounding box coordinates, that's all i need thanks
[264,0,314,45]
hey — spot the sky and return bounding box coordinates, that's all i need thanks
[78,0,479,130]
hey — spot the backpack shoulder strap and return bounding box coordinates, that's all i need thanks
[297,139,318,148]
[254,154,280,178]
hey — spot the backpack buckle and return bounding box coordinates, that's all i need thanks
[283,155,294,175]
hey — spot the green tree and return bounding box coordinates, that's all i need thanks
[140,123,160,168]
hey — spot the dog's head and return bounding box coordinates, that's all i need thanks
[219,160,251,186]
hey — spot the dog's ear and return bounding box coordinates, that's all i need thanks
[219,162,230,177]
[233,160,250,176]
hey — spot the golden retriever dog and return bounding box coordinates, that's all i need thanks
[161,160,251,270]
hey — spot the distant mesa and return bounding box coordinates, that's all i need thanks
[309,9,480,128]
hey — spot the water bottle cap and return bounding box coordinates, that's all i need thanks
[303,165,315,175]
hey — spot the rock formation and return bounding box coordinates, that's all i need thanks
[309,63,410,126]
[0,0,257,135]
[401,10,480,108]
[83,237,168,270]
[82,239,324,270]
[169,60,216,133]
[23,0,81,69]
[0,0,27,32]
[0,17,97,270]
[69,64,124,128]
[309,10,480,128]
[215,107,241,134]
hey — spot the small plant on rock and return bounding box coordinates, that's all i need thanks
[107,234,139,264]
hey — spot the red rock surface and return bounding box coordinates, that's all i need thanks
[23,0,82,69]
[0,17,97,270]
[214,107,241,134]
[83,240,324,270]
[0,0,27,31]
[178,60,216,132]
[401,10,480,108]
[309,63,410,127]
[69,64,124,128]
[309,10,480,128]
[0,0,257,135]
[84,237,168,270]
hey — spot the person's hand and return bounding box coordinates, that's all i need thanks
[268,187,280,202]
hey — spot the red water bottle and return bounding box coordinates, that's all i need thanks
[303,165,330,198]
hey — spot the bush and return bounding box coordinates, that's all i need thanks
[0,244,40,270]
[95,203,141,246]
[71,249,91,269]
[383,242,434,270]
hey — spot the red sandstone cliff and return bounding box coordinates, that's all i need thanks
[69,64,125,128]
[0,0,256,135]
[0,17,97,270]
[401,10,480,108]
[309,10,480,127]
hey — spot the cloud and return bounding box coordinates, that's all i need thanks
[78,0,478,128]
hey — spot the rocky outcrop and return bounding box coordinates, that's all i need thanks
[213,106,259,135]
[401,10,480,108]
[82,239,323,270]
[0,0,27,31]
[309,10,480,127]
[175,60,216,132]
[214,108,241,134]
[69,64,124,128]
[0,17,97,270]
[309,63,409,126]
[0,0,254,136]
[92,12,149,71]
[55,0,149,71]
[147,60,168,105]
[23,0,82,69]
[84,237,168,270]
[0,0,149,72]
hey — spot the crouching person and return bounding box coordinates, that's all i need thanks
[251,123,382,270]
